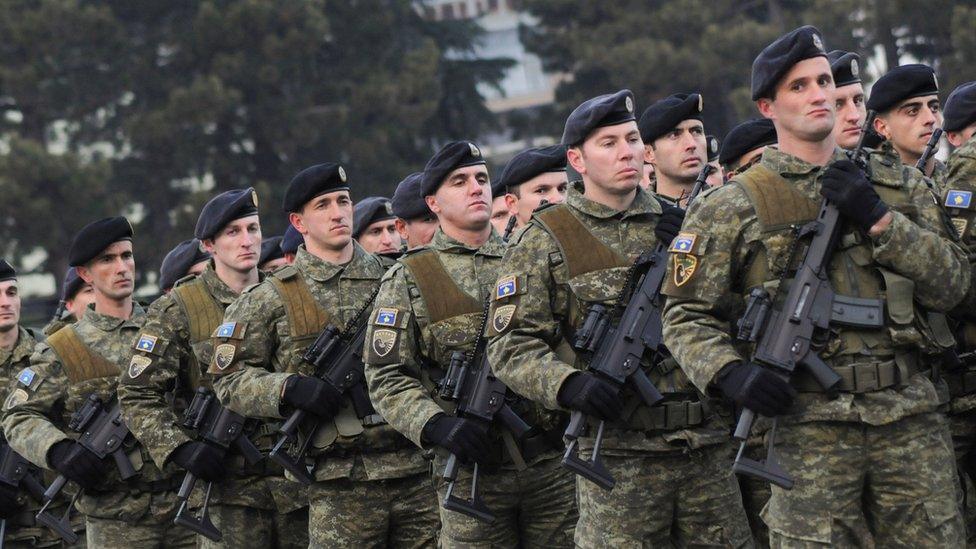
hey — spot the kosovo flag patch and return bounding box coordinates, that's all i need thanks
[215,322,237,338]
[945,190,973,209]
[135,335,158,353]
[669,233,697,253]
[496,275,517,300]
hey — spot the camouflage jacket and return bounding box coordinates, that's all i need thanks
[485,183,729,455]
[662,147,969,427]
[0,303,187,520]
[364,227,566,467]
[42,311,76,337]
[210,244,425,483]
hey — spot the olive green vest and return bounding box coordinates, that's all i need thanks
[171,277,225,389]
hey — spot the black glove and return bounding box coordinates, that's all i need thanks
[820,160,889,231]
[655,201,686,245]
[170,441,227,482]
[281,375,343,419]
[48,440,106,490]
[557,372,623,421]
[422,415,490,464]
[0,482,22,518]
[715,361,797,417]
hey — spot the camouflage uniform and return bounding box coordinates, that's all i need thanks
[364,228,578,548]
[42,311,76,337]
[942,135,976,543]
[662,147,969,547]
[117,265,308,548]
[0,327,85,547]
[1,304,196,548]
[210,244,438,548]
[486,183,751,548]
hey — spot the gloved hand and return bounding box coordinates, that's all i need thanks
[48,440,106,490]
[0,482,22,518]
[170,441,227,482]
[557,372,623,421]
[281,375,343,419]
[820,160,889,231]
[715,361,797,417]
[422,415,490,464]
[655,201,686,245]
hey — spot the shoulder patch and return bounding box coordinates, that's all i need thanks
[135,334,158,353]
[374,308,399,327]
[946,190,973,209]
[370,329,398,358]
[671,254,699,287]
[215,322,237,338]
[669,232,697,253]
[495,275,518,300]
[212,343,237,370]
[16,368,35,387]
[3,388,29,411]
[127,355,153,379]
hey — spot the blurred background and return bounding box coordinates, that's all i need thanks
[2,0,975,324]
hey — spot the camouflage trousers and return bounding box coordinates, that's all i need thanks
[198,503,309,549]
[949,408,976,545]
[738,449,771,549]
[2,501,85,548]
[307,472,439,548]
[86,514,196,548]
[435,454,577,548]
[763,412,964,547]
[576,443,752,548]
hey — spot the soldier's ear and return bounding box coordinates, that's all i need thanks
[76,266,94,285]
[424,195,441,216]
[756,99,775,120]
[644,144,656,165]
[873,115,891,140]
[288,212,308,237]
[200,239,216,254]
[567,146,586,175]
[946,131,967,148]
[504,193,518,216]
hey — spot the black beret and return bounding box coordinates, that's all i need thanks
[706,135,720,162]
[259,236,285,266]
[195,187,259,240]
[391,172,431,220]
[720,118,778,166]
[943,81,976,132]
[353,197,396,239]
[867,64,939,113]
[638,93,704,143]
[62,267,85,300]
[562,89,636,146]
[280,225,303,255]
[159,239,210,291]
[498,144,567,192]
[421,141,487,197]
[68,216,133,267]
[752,25,827,100]
[827,50,861,88]
[282,163,349,213]
[0,260,15,282]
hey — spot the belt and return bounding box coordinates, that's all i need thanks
[124,476,182,494]
[626,400,706,432]
[793,354,925,393]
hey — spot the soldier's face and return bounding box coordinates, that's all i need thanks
[427,165,492,232]
[649,119,707,182]
[293,190,354,252]
[65,284,95,319]
[0,280,21,333]
[206,215,261,274]
[397,216,438,249]
[875,95,942,158]
[832,83,867,150]
[79,240,135,301]
[506,171,568,225]
[571,121,643,195]
[706,160,724,187]
[760,57,836,144]
[640,162,655,189]
[357,219,402,255]
[490,196,511,233]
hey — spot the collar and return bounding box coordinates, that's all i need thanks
[294,242,379,282]
[85,301,146,332]
[566,180,662,220]
[429,227,506,258]
[200,263,260,305]
[760,146,847,178]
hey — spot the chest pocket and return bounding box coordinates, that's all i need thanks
[172,280,224,389]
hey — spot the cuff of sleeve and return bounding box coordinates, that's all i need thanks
[542,363,581,411]
[157,432,194,469]
[40,432,73,470]
[870,209,909,253]
[692,351,744,395]
[268,372,296,419]
[405,403,446,450]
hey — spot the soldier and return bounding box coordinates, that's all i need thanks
[258,235,288,272]
[638,93,708,205]
[486,90,752,547]
[868,64,946,180]
[489,175,514,236]
[662,26,968,546]
[497,144,568,227]
[705,135,724,186]
[391,172,439,250]
[117,189,310,548]
[364,141,578,547]
[827,50,866,151]
[940,80,976,543]
[2,217,196,547]
[43,267,95,336]
[640,160,656,190]
[0,260,84,547]
[353,197,402,255]
[209,164,438,547]
[719,118,778,177]
[159,239,211,294]
[280,225,303,264]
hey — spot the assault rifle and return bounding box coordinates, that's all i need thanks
[438,296,532,523]
[730,113,882,489]
[37,394,137,544]
[269,297,377,485]
[0,436,47,544]
[562,164,713,490]
[174,387,264,541]
[916,128,943,172]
